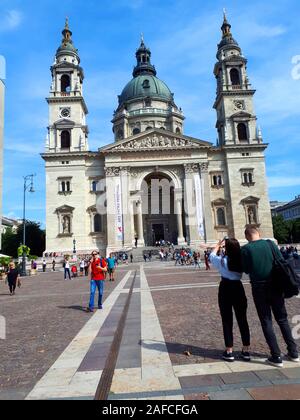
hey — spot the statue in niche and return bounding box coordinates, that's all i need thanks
[248,207,256,225]
[62,216,71,234]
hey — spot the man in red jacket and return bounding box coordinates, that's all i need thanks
[87,251,108,313]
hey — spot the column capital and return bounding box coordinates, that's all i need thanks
[184,163,199,174]
[105,167,120,177]
[200,162,209,173]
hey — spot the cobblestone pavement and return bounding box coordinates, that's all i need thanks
[0,265,137,400]
[1,260,300,400]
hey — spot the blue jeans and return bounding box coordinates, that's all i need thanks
[64,268,71,280]
[89,280,105,310]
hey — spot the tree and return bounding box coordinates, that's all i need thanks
[1,221,45,257]
[272,216,289,244]
[16,222,45,257]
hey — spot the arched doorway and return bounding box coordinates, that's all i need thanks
[139,172,185,246]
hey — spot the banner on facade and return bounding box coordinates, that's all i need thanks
[115,177,124,242]
[194,174,205,239]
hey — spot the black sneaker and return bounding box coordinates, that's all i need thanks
[240,351,251,362]
[287,353,300,363]
[267,356,283,368]
[222,351,235,362]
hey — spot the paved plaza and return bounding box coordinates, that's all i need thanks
[0,261,300,401]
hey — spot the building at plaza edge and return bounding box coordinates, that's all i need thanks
[43,15,274,256]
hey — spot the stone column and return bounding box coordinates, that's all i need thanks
[176,199,185,246]
[105,167,120,255]
[200,163,215,244]
[120,167,133,249]
[184,163,201,247]
[136,200,145,247]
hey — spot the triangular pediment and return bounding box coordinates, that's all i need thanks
[100,129,212,154]
[54,119,76,127]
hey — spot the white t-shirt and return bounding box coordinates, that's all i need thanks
[65,261,70,269]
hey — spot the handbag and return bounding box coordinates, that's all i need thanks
[267,240,300,299]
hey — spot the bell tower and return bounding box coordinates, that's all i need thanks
[46,19,89,153]
[214,12,262,147]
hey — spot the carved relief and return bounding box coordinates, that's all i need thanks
[233,100,245,111]
[113,135,201,151]
[200,163,209,173]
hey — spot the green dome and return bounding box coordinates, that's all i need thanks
[119,75,173,105]
[56,42,78,55]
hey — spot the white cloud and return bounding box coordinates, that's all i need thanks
[0,10,23,32]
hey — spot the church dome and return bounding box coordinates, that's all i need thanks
[119,75,173,105]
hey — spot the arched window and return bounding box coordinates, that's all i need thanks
[217,208,226,226]
[213,176,218,186]
[218,175,223,186]
[176,128,181,134]
[94,214,102,233]
[61,181,66,192]
[146,126,152,131]
[244,173,249,184]
[230,68,240,86]
[237,123,248,141]
[132,128,140,136]
[61,75,71,93]
[248,173,253,184]
[61,131,71,149]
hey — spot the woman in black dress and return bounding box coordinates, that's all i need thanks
[7,262,20,296]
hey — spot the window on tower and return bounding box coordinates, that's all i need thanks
[132,128,141,136]
[61,75,71,93]
[61,131,71,149]
[237,123,248,142]
[230,68,241,86]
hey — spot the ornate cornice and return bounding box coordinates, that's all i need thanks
[105,167,120,177]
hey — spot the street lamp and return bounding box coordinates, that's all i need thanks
[21,174,36,277]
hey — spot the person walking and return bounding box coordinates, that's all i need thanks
[7,262,21,296]
[107,253,116,282]
[130,254,133,264]
[84,259,89,277]
[52,259,56,272]
[87,251,108,312]
[210,239,251,362]
[241,227,299,367]
[64,258,71,280]
[42,259,47,273]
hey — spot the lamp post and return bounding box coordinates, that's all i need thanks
[21,174,36,277]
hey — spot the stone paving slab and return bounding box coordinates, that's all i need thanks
[209,389,253,400]
[247,384,300,400]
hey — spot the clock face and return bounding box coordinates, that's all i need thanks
[61,108,71,118]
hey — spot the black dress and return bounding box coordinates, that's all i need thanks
[7,269,19,293]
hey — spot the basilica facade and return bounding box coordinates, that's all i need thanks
[43,16,274,256]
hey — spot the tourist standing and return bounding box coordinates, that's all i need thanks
[84,259,89,276]
[64,258,71,280]
[242,227,299,367]
[7,262,21,296]
[130,254,133,264]
[204,251,211,271]
[80,259,85,277]
[87,251,108,312]
[52,259,56,272]
[107,254,116,282]
[42,259,47,273]
[210,239,251,362]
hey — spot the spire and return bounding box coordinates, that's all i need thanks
[56,17,79,60]
[218,11,241,55]
[133,36,157,78]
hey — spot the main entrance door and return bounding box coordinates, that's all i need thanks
[152,224,164,244]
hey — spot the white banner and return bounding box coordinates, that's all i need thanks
[115,177,124,242]
[194,174,205,239]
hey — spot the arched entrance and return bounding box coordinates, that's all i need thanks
[139,172,185,246]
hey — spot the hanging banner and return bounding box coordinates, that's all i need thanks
[115,177,124,242]
[194,174,205,239]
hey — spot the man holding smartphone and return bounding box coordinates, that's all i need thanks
[87,251,108,313]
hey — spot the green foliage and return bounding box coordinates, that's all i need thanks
[272,216,300,244]
[18,245,31,257]
[1,221,45,257]
[0,257,12,269]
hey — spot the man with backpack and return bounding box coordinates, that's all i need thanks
[87,251,108,313]
[241,226,299,367]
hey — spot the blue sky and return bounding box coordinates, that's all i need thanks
[1,0,300,226]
